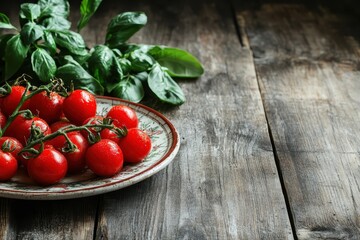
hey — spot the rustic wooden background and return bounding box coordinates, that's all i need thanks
[1,0,360,239]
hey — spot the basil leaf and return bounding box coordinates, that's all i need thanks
[128,49,155,72]
[87,45,114,86]
[110,75,144,103]
[117,57,131,75]
[105,12,147,48]
[4,35,29,80]
[134,71,148,84]
[0,13,17,30]
[31,48,56,82]
[56,56,104,95]
[20,3,41,21]
[41,16,71,30]
[39,0,70,18]
[77,0,103,32]
[20,22,44,45]
[148,64,185,105]
[41,31,56,54]
[148,46,204,78]
[54,30,87,55]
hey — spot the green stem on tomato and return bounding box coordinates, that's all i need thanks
[20,123,122,155]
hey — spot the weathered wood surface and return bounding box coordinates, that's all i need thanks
[0,0,293,239]
[237,2,360,239]
[91,0,292,239]
[2,0,360,239]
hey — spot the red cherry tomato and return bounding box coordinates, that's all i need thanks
[1,86,30,117]
[0,111,6,129]
[0,137,23,161]
[48,120,78,148]
[0,150,18,181]
[81,115,104,139]
[50,120,73,132]
[20,144,53,169]
[5,115,51,145]
[63,90,97,125]
[100,128,120,144]
[106,105,138,129]
[28,91,64,124]
[86,139,123,177]
[118,128,151,163]
[49,132,88,174]
[27,148,67,185]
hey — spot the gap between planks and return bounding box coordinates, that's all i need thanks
[229,1,298,238]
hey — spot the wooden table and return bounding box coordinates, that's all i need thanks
[1,0,360,239]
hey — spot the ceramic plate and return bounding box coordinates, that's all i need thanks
[0,96,180,200]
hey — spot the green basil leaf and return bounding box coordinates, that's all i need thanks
[105,12,147,48]
[39,0,70,18]
[134,71,148,84]
[0,13,17,30]
[110,75,144,103]
[20,22,44,45]
[20,3,41,21]
[41,16,71,30]
[77,0,103,32]
[87,45,114,86]
[56,56,104,95]
[54,30,87,55]
[41,31,56,54]
[148,46,204,78]
[4,35,29,80]
[31,48,57,82]
[112,48,122,58]
[148,64,185,105]
[128,49,155,72]
[117,57,131,75]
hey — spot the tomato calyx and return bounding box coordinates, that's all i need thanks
[1,139,16,153]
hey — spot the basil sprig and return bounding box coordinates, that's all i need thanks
[0,0,204,106]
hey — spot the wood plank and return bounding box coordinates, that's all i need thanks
[93,0,293,239]
[3,197,98,240]
[237,2,360,239]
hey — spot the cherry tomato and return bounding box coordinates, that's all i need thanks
[100,128,120,144]
[27,148,67,185]
[0,111,6,129]
[1,86,30,117]
[0,137,23,161]
[86,139,123,177]
[5,115,51,145]
[81,115,104,139]
[0,150,18,181]
[50,120,73,132]
[63,90,97,125]
[28,91,64,124]
[106,105,138,129]
[118,128,151,163]
[49,132,88,174]
[20,144,53,169]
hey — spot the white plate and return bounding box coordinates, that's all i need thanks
[0,96,180,200]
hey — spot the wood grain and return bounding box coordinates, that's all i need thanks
[91,0,293,239]
[237,3,360,239]
[0,197,98,240]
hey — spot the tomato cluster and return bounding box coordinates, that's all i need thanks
[0,86,152,185]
